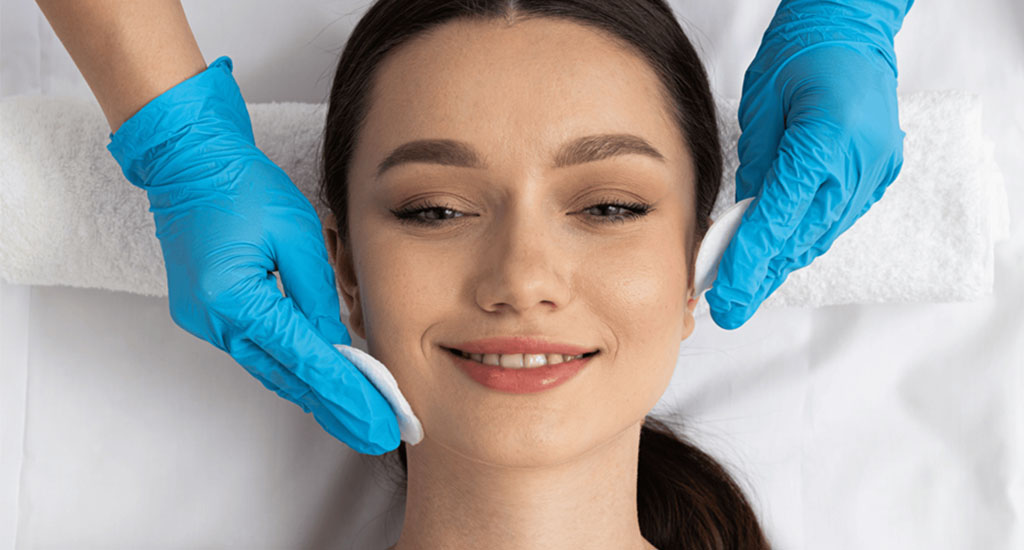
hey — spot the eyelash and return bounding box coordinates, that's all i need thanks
[389,200,653,227]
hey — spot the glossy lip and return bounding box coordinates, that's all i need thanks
[445,348,596,394]
[443,336,598,356]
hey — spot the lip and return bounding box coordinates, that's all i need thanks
[443,336,598,356]
[445,348,595,394]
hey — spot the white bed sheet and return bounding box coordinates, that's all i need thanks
[1,0,1021,548]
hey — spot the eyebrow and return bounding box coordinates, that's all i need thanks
[374,133,665,180]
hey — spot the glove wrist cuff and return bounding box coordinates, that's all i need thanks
[772,0,913,41]
[762,0,914,75]
[106,56,256,189]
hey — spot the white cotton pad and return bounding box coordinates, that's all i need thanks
[333,343,424,446]
[692,197,755,298]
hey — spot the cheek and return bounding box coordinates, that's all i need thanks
[348,206,462,330]
[585,231,688,350]
[347,217,466,405]
[581,227,689,418]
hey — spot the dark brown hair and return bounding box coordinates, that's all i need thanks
[319,1,770,548]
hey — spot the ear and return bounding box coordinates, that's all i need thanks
[681,288,698,341]
[681,214,711,341]
[322,212,366,340]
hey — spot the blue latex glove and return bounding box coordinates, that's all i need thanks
[107,56,400,455]
[706,0,914,329]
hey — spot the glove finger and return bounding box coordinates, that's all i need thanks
[773,134,905,274]
[780,175,895,278]
[227,334,314,412]
[273,212,351,348]
[225,272,399,452]
[301,387,399,455]
[229,335,398,455]
[729,254,797,327]
[707,123,839,329]
[718,179,849,327]
[764,176,850,284]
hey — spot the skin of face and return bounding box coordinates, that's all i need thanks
[322,15,703,550]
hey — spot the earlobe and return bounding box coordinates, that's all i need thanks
[681,290,698,341]
[681,220,707,340]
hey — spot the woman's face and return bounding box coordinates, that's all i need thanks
[324,16,700,467]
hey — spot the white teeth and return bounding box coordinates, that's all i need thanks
[500,354,524,367]
[525,353,547,367]
[453,349,590,368]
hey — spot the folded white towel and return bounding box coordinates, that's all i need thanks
[0,92,1009,315]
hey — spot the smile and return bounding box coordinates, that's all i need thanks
[443,346,599,394]
[445,347,599,368]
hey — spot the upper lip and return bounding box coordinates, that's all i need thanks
[443,336,599,356]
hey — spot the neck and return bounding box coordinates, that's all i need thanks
[389,420,656,550]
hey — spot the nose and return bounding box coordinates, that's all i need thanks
[473,201,572,314]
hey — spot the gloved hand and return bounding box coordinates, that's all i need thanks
[705,0,914,329]
[107,56,400,455]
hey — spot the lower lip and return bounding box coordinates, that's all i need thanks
[447,350,595,394]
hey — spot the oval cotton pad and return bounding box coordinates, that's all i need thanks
[692,197,755,297]
[333,343,424,446]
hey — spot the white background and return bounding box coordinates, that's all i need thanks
[2,0,1022,548]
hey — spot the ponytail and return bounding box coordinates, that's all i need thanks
[638,416,771,549]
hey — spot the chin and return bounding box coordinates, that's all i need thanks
[419,408,613,469]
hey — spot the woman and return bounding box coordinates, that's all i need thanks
[318,0,771,548]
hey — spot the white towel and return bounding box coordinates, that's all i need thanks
[0,91,1010,315]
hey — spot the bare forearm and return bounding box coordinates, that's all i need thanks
[35,0,206,132]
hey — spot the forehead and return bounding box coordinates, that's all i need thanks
[355,16,689,175]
